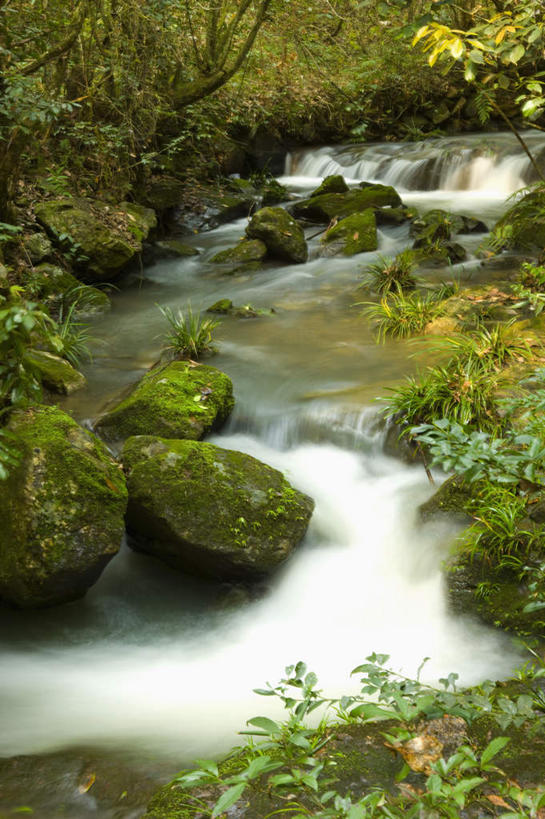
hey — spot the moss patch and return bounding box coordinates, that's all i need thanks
[246,207,307,264]
[321,209,377,256]
[95,361,234,444]
[292,186,401,223]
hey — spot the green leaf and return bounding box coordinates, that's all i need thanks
[509,43,525,63]
[481,736,510,765]
[349,703,400,722]
[246,716,281,735]
[212,783,246,818]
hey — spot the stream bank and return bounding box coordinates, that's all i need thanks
[3,131,545,817]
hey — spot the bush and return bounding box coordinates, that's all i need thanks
[360,250,417,296]
[359,289,446,341]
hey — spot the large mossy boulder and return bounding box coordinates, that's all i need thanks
[122,436,314,581]
[22,232,53,264]
[34,198,157,281]
[246,207,308,264]
[0,406,128,608]
[321,209,377,256]
[492,190,545,251]
[210,239,267,265]
[94,361,234,443]
[291,185,401,224]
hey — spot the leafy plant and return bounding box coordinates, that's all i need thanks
[426,320,535,373]
[172,655,545,819]
[360,250,417,296]
[520,261,545,291]
[0,427,22,480]
[158,304,221,359]
[0,287,54,413]
[359,289,446,342]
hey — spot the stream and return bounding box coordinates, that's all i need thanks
[2,131,545,818]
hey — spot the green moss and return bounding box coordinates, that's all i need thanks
[0,405,127,608]
[210,239,267,264]
[206,299,233,313]
[154,240,199,258]
[292,186,401,223]
[95,361,234,443]
[419,476,473,524]
[24,349,86,395]
[321,209,377,255]
[310,174,349,197]
[246,207,308,264]
[122,436,314,581]
[119,201,157,242]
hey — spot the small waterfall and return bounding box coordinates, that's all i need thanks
[287,132,545,195]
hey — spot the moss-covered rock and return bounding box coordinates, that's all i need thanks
[122,436,314,581]
[261,179,289,205]
[375,206,414,226]
[22,232,53,264]
[291,185,401,224]
[0,406,127,608]
[310,174,349,197]
[321,209,377,256]
[137,175,185,212]
[34,198,155,281]
[246,207,307,263]
[119,201,157,242]
[206,299,233,314]
[210,239,267,265]
[25,349,86,395]
[492,190,545,251]
[418,476,473,525]
[94,361,234,443]
[26,263,111,314]
[153,240,199,259]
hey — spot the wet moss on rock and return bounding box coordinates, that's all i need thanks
[24,349,86,395]
[0,405,127,608]
[246,207,308,264]
[291,185,401,224]
[94,361,234,444]
[122,436,314,581]
[210,239,267,265]
[321,209,377,256]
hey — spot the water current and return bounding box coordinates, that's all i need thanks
[2,131,545,817]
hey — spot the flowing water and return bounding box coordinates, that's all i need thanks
[2,131,545,817]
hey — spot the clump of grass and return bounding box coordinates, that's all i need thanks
[360,249,417,296]
[51,299,93,367]
[385,361,503,431]
[359,290,445,342]
[158,304,221,359]
[427,320,534,373]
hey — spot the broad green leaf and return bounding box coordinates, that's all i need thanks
[481,736,510,765]
[212,783,246,818]
[246,716,281,735]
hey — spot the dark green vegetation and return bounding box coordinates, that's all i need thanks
[144,656,545,818]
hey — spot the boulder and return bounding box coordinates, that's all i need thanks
[310,174,349,197]
[25,349,86,395]
[418,476,473,525]
[320,209,377,256]
[26,263,110,313]
[22,232,53,264]
[291,185,401,224]
[34,198,156,281]
[246,207,307,264]
[0,406,127,608]
[122,436,314,581]
[94,361,234,443]
[152,240,199,259]
[210,239,267,265]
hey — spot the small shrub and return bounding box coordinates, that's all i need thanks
[361,249,417,296]
[427,320,534,374]
[520,261,545,292]
[158,303,221,359]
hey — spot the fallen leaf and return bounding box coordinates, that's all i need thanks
[78,773,96,794]
[486,794,511,809]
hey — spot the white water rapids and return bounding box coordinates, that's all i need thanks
[2,132,545,789]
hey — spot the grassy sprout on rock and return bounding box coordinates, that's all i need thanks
[158,303,221,360]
